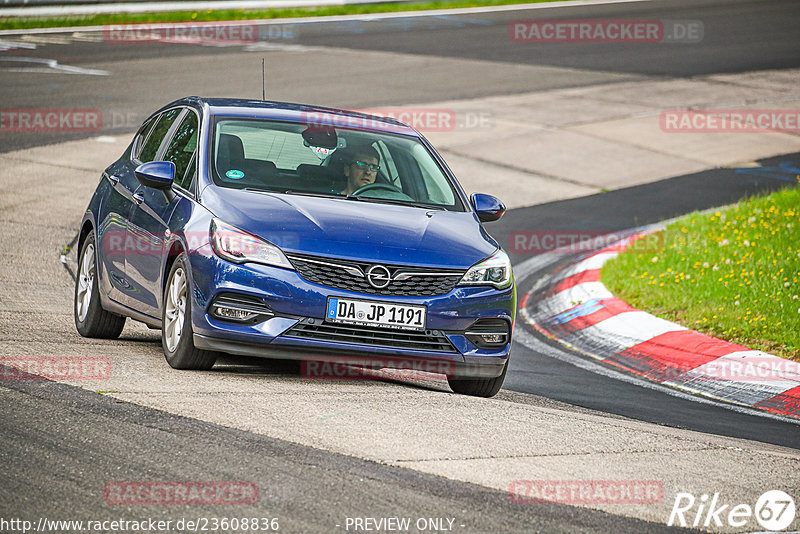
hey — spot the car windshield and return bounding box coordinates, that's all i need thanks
[211,118,464,210]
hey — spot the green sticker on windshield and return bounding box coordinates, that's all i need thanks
[226,170,244,179]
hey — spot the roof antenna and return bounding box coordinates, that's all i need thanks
[261,58,266,101]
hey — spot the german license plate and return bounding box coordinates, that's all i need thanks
[325,297,426,331]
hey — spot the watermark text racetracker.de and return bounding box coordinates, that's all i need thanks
[509,480,664,504]
[1,357,111,380]
[104,22,262,44]
[510,19,703,43]
[510,231,663,255]
[301,358,455,381]
[0,108,143,132]
[666,356,800,383]
[303,109,492,133]
[0,517,280,533]
[593,356,800,383]
[0,109,101,133]
[104,481,258,506]
[661,109,800,133]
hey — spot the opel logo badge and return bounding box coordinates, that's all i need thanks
[366,265,391,289]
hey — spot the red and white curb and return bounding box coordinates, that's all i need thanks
[520,233,800,420]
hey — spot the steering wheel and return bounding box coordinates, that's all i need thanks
[352,182,412,199]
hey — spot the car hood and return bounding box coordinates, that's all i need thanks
[201,187,498,269]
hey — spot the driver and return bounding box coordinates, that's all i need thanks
[340,145,381,195]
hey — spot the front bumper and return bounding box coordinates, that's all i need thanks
[188,245,515,378]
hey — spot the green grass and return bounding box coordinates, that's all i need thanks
[0,0,563,30]
[603,184,800,361]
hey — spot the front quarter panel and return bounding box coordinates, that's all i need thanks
[171,198,215,320]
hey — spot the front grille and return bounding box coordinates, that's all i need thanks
[284,321,457,353]
[465,318,510,334]
[286,253,464,297]
[211,292,271,311]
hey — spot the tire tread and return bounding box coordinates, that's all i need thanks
[74,234,125,339]
[162,255,217,370]
[447,362,507,398]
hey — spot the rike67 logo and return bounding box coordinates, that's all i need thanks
[668,490,795,530]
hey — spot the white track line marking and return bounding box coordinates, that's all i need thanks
[537,281,614,315]
[0,56,109,75]
[581,311,687,350]
[0,39,37,51]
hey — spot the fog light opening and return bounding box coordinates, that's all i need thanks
[208,293,273,324]
[213,305,258,322]
[479,333,506,344]
[464,318,511,349]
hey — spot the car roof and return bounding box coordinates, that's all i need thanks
[158,96,420,137]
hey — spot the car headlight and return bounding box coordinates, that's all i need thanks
[458,250,513,289]
[210,218,293,270]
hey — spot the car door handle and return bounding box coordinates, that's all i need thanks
[109,174,120,186]
[132,192,144,205]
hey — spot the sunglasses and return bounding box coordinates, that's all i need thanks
[351,160,380,172]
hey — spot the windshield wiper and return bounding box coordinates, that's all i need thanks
[244,187,282,193]
[284,190,343,199]
[242,188,343,199]
[344,195,446,210]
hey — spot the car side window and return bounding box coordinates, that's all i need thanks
[162,110,199,190]
[181,154,197,192]
[374,140,400,186]
[138,108,182,163]
[131,116,157,161]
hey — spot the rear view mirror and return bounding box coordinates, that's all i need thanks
[302,125,338,150]
[135,161,175,190]
[471,193,506,222]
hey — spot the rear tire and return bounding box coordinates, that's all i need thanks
[74,233,125,339]
[162,253,217,370]
[447,360,508,398]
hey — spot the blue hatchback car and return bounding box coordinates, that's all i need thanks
[75,97,515,397]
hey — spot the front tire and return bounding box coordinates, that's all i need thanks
[74,233,125,339]
[162,254,216,370]
[447,360,508,398]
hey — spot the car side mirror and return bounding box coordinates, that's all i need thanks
[135,161,175,190]
[471,193,506,222]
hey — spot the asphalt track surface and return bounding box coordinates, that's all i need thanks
[1,0,799,531]
[294,0,800,76]
[2,374,686,533]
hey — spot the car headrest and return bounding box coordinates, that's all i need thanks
[217,134,245,171]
